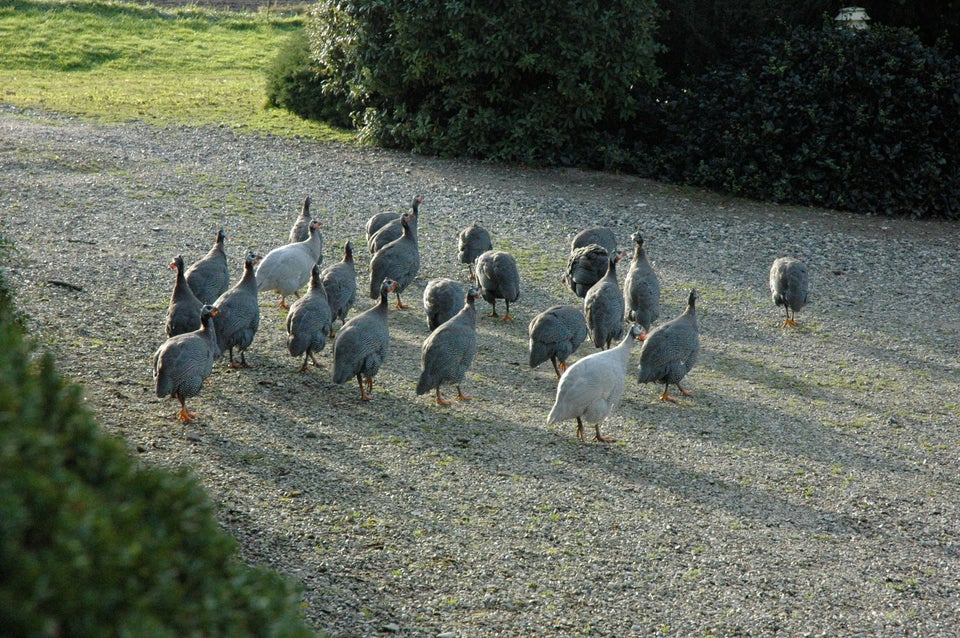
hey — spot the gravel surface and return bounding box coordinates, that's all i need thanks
[3,106,960,637]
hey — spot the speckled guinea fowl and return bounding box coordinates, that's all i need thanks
[369,211,419,309]
[165,254,203,338]
[256,220,324,308]
[423,278,465,331]
[333,278,399,400]
[416,287,481,405]
[286,264,332,372]
[475,249,520,321]
[528,304,588,378]
[365,211,400,247]
[457,221,493,280]
[288,195,314,245]
[571,226,617,255]
[547,324,645,443]
[369,195,425,254]
[584,252,626,350]
[184,229,230,305]
[637,288,700,402]
[320,241,357,335]
[623,232,660,333]
[770,257,809,327]
[153,304,220,422]
[563,243,610,298]
[213,251,261,368]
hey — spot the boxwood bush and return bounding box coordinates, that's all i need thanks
[0,263,314,636]
[304,0,662,165]
[645,24,960,219]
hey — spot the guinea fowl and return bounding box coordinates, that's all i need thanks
[365,211,400,247]
[416,287,481,405]
[623,232,660,334]
[213,251,261,368]
[165,254,203,338]
[547,324,645,443]
[288,195,316,246]
[185,228,230,305]
[369,195,425,254]
[286,264,332,372]
[584,252,626,350]
[153,304,220,422]
[637,288,700,402]
[320,241,357,336]
[563,243,610,298]
[571,226,617,255]
[528,304,588,378]
[423,278,465,331]
[475,249,520,321]
[368,211,419,309]
[333,278,399,400]
[770,257,809,327]
[256,219,324,308]
[457,221,493,280]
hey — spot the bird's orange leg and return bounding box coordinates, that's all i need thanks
[177,399,198,422]
[551,357,564,379]
[455,385,472,401]
[659,387,678,403]
[395,293,409,310]
[358,374,373,401]
[575,417,586,442]
[677,383,693,398]
[486,302,499,318]
[593,424,615,443]
[278,296,289,309]
[435,388,452,406]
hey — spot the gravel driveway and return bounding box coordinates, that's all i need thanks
[3,106,959,637]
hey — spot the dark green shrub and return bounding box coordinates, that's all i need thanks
[265,28,352,128]
[306,0,662,165]
[646,25,960,219]
[0,281,314,636]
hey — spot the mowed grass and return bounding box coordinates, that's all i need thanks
[0,0,352,141]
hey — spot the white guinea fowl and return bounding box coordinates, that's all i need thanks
[547,324,645,443]
[255,220,324,308]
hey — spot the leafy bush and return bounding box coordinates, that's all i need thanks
[644,25,960,219]
[265,28,352,128]
[0,278,314,636]
[305,0,662,165]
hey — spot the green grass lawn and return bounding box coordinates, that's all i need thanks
[0,0,352,141]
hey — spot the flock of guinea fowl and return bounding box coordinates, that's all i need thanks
[152,195,810,443]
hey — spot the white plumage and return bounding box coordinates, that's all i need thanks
[255,220,324,308]
[546,324,644,443]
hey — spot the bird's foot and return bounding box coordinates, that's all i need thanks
[279,298,289,309]
[575,420,586,442]
[659,390,678,403]
[177,407,198,422]
[486,311,499,318]
[435,395,452,406]
[501,312,514,322]
[455,387,472,402]
[396,301,410,310]
[782,318,799,327]
[360,390,373,401]
[297,363,309,373]
[593,431,615,443]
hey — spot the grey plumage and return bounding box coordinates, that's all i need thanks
[256,220,324,308]
[416,287,481,404]
[637,288,700,402]
[369,195,424,254]
[153,304,220,422]
[457,221,493,279]
[365,211,401,248]
[165,254,203,337]
[369,211,419,308]
[563,243,610,298]
[571,226,617,255]
[286,264,332,372]
[623,232,660,331]
[769,257,809,327]
[320,241,357,333]
[547,324,645,443]
[584,253,626,350]
[528,304,587,378]
[333,278,398,400]
[475,249,520,320]
[213,251,261,368]
[184,229,230,305]
[423,278,465,331]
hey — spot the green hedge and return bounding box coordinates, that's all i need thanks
[644,25,960,219]
[303,0,662,165]
[0,257,314,636]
